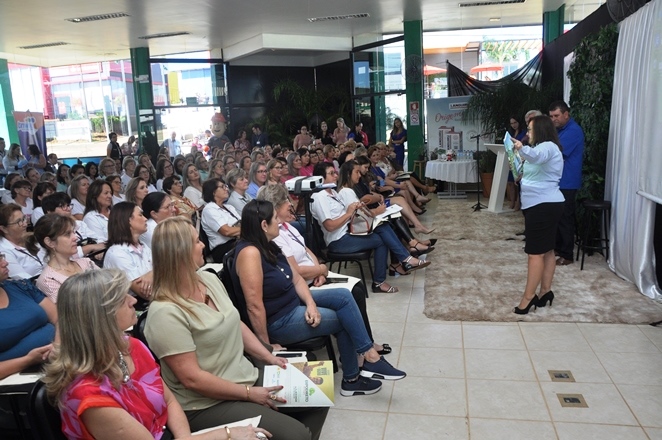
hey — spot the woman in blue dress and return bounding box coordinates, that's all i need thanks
[389,118,408,167]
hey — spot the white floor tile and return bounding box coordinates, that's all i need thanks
[465,349,537,381]
[578,324,659,353]
[463,324,526,350]
[554,422,649,439]
[617,384,662,428]
[596,351,662,385]
[519,322,591,352]
[469,418,557,440]
[390,377,467,417]
[467,379,550,421]
[402,322,463,348]
[384,414,468,439]
[398,347,465,379]
[644,427,662,439]
[319,408,388,440]
[528,350,612,383]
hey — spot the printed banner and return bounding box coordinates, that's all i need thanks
[425,96,490,153]
[12,111,48,158]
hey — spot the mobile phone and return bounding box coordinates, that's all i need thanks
[325,277,348,284]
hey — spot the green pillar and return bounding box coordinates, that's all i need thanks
[404,20,424,171]
[371,48,386,143]
[543,5,565,45]
[130,47,155,150]
[0,59,18,144]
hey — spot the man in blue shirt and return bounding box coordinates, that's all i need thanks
[549,101,585,266]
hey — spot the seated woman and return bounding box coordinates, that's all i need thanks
[265,159,283,187]
[141,192,177,250]
[120,156,137,190]
[155,158,175,192]
[0,204,46,279]
[33,214,97,303]
[256,184,391,355]
[236,200,406,397]
[246,161,267,199]
[105,174,125,205]
[103,202,153,303]
[69,174,90,220]
[163,175,198,222]
[312,162,430,292]
[10,179,34,223]
[145,217,324,440]
[30,181,56,225]
[124,177,149,207]
[201,178,241,263]
[134,164,158,193]
[83,180,113,243]
[225,168,253,213]
[0,253,56,380]
[182,164,205,209]
[43,269,268,440]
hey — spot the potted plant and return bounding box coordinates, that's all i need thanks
[478,150,497,197]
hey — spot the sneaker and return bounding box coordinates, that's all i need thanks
[340,376,382,396]
[360,356,407,380]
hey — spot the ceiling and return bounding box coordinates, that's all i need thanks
[0,0,603,68]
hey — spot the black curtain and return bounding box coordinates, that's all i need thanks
[447,52,543,97]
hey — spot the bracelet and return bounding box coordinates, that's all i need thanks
[245,385,250,401]
[225,426,232,440]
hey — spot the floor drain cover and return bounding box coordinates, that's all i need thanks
[557,393,588,408]
[549,370,576,382]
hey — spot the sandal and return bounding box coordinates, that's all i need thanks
[401,257,431,273]
[377,343,392,355]
[372,281,399,293]
[409,243,434,257]
[389,263,411,276]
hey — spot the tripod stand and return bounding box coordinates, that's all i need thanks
[470,132,492,212]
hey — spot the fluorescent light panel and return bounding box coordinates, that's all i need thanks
[459,0,524,7]
[308,13,370,23]
[19,42,70,49]
[66,12,129,23]
[139,32,190,40]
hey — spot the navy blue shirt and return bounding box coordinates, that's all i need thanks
[557,117,585,190]
[0,280,55,361]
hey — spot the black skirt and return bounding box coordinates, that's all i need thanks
[523,202,565,255]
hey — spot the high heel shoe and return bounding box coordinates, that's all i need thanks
[389,263,411,276]
[409,244,434,257]
[513,296,537,315]
[417,196,431,205]
[372,281,399,293]
[536,291,554,307]
[401,257,431,273]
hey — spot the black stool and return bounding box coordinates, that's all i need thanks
[576,200,611,270]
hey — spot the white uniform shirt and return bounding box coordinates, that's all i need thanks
[0,236,46,279]
[201,203,240,249]
[82,210,109,242]
[310,189,349,246]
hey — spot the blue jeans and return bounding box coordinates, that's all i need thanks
[328,226,410,283]
[267,287,373,380]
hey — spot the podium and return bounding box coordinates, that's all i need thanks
[484,143,511,214]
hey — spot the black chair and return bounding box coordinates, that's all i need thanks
[28,380,67,440]
[310,218,373,297]
[221,249,338,372]
[86,246,108,268]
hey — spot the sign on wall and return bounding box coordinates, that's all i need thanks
[12,111,47,158]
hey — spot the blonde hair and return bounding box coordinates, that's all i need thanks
[43,269,131,406]
[124,177,146,205]
[152,217,202,320]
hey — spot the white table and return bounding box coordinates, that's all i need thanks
[425,160,478,199]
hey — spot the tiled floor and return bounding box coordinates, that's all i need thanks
[317,267,662,439]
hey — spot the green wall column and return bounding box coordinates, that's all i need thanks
[404,20,424,171]
[130,47,155,149]
[0,59,18,143]
[543,5,565,45]
[371,48,386,143]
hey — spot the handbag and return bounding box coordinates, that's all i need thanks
[349,206,375,235]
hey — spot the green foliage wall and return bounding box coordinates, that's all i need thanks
[568,23,619,205]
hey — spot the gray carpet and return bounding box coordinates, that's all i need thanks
[422,198,662,323]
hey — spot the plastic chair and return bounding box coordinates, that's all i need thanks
[221,249,338,372]
[28,380,67,440]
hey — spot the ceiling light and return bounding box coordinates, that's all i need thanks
[19,42,70,49]
[308,13,370,23]
[459,0,524,7]
[66,12,129,23]
[489,17,502,22]
[139,32,190,40]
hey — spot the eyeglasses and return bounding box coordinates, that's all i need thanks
[58,204,74,211]
[103,164,116,168]
[172,181,183,185]
[7,215,28,226]
[327,170,338,175]
[217,184,229,190]
[257,169,267,173]
[273,166,283,170]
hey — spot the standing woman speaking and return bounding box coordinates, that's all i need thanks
[389,118,407,167]
[511,115,565,314]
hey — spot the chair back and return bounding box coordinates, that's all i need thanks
[28,380,67,440]
[309,217,328,259]
[221,249,253,329]
[198,220,212,259]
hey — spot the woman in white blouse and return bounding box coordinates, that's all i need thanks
[0,204,46,279]
[69,174,90,220]
[103,202,153,303]
[105,174,125,205]
[140,192,176,250]
[201,178,241,263]
[182,163,204,209]
[82,180,113,243]
[225,168,253,213]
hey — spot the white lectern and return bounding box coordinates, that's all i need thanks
[484,143,510,214]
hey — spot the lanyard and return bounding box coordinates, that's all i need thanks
[281,223,314,264]
[221,205,241,221]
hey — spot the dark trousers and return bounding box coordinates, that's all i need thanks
[556,189,577,260]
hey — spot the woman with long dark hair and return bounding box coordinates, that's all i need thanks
[389,117,407,166]
[82,180,113,242]
[511,115,565,314]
